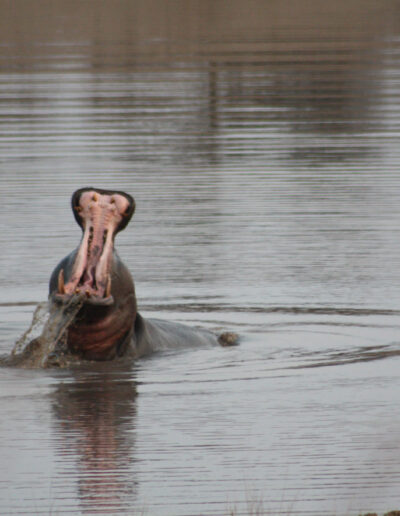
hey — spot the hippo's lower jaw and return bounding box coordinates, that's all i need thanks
[53,291,114,306]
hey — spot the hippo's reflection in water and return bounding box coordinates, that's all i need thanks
[51,371,138,512]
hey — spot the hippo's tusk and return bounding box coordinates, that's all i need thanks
[105,274,111,298]
[58,269,65,294]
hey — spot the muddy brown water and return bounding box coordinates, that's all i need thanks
[1,1,400,514]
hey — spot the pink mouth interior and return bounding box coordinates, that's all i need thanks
[60,190,131,300]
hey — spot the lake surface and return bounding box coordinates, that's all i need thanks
[1,1,400,514]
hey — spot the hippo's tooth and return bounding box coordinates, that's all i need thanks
[58,269,65,294]
[105,274,111,298]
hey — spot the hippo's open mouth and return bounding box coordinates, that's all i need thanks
[54,188,135,306]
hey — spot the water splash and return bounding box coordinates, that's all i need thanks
[12,301,50,356]
[9,294,85,368]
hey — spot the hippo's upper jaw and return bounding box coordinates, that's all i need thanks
[53,188,135,307]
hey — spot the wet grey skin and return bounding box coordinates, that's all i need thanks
[48,188,228,362]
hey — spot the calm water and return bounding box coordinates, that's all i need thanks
[1,1,400,514]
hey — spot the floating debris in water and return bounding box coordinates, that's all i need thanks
[218,332,239,347]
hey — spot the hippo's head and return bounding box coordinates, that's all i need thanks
[49,188,137,360]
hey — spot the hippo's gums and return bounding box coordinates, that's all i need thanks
[48,188,236,362]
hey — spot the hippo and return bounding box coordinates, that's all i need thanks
[48,187,236,362]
